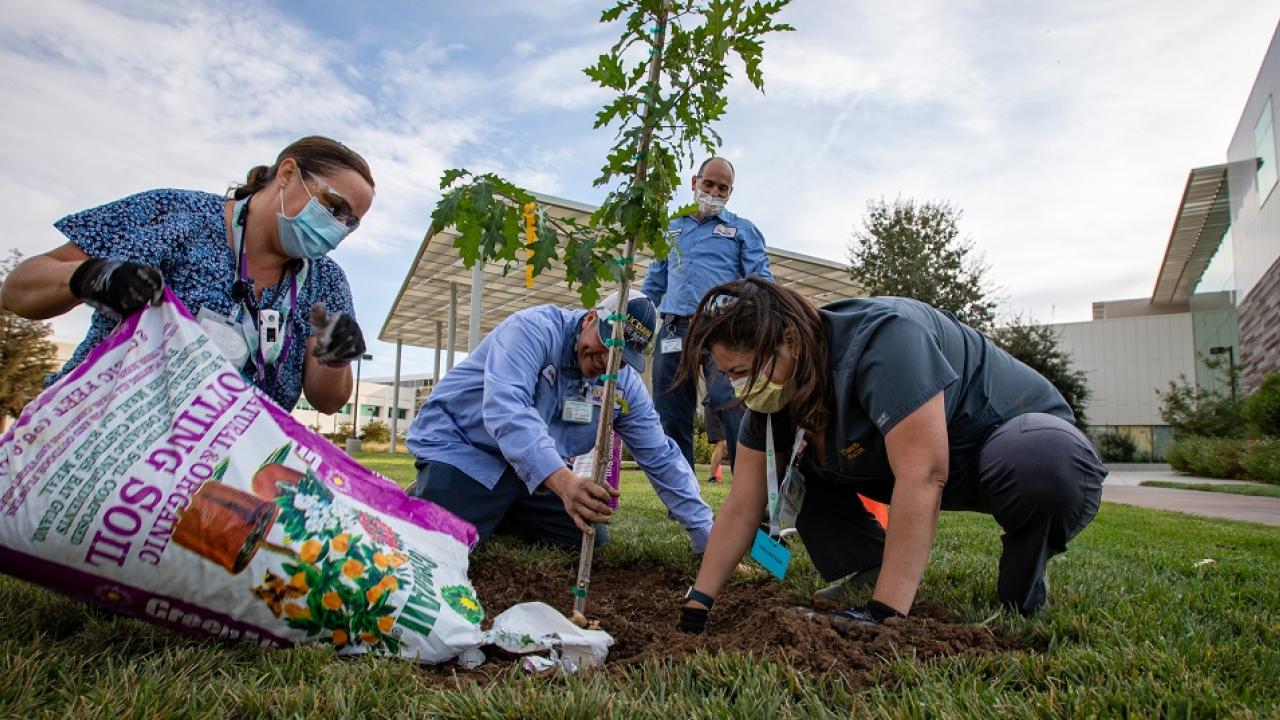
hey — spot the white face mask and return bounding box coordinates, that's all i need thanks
[694,189,727,216]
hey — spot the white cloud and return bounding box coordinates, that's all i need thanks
[512,41,614,111]
[0,0,489,368]
[714,0,1279,323]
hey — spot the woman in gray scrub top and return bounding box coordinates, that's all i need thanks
[672,278,1105,635]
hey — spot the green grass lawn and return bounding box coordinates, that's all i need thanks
[1,452,1277,718]
[1141,479,1280,498]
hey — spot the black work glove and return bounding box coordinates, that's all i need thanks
[677,605,709,634]
[802,599,903,633]
[309,302,366,366]
[69,258,164,318]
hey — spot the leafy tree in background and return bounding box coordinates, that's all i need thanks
[848,198,998,332]
[988,319,1091,429]
[0,249,59,422]
[1157,357,1246,439]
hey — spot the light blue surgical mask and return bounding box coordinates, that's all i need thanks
[277,180,351,259]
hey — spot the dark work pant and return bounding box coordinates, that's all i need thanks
[796,412,1105,615]
[410,460,608,550]
[652,316,745,470]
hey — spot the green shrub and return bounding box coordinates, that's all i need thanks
[1166,440,1192,473]
[692,410,712,465]
[1157,366,1245,439]
[325,422,354,447]
[1097,431,1138,463]
[1166,435,1247,478]
[360,419,391,443]
[1243,373,1280,437]
[693,429,713,465]
[1241,437,1280,484]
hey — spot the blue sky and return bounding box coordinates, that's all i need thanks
[3,0,1277,379]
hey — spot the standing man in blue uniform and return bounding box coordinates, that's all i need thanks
[642,157,774,473]
[405,292,712,552]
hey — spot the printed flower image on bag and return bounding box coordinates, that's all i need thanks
[0,290,485,664]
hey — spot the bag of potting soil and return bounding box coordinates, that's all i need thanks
[570,431,621,509]
[0,290,485,664]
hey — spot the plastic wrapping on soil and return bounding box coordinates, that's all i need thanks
[0,291,485,663]
[485,601,614,673]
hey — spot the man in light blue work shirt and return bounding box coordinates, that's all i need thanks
[405,292,712,552]
[642,157,774,474]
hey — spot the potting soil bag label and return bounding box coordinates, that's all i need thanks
[0,290,484,663]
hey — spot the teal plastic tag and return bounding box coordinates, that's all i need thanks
[750,528,790,581]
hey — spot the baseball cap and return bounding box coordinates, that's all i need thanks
[595,290,657,372]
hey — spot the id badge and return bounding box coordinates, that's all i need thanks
[660,336,682,354]
[778,464,806,530]
[750,528,791,580]
[562,398,594,424]
[259,308,283,360]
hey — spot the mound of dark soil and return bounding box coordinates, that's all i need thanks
[432,557,1018,687]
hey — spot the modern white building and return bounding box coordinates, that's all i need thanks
[1045,308,1196,458]
[1045,20,1280,458]
[290,377,420,440]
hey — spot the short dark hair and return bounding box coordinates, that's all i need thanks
[697,156,735,177]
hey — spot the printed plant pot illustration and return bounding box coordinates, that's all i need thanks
[174,481,289,574]
[252,463,303,500]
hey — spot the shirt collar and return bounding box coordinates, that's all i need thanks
[560,309,589,372]
[685,206,735,225]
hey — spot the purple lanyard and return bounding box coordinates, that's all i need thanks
[234,198,301,391]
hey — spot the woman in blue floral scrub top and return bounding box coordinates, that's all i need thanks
[1,136,376,412]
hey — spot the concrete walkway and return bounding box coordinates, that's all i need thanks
[1103,467,1280,527]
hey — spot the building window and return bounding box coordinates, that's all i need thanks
[1256,96,1277,206]
[361,404,378,417]
[340,404,351,414]
[396,408,407,420]
[297,398,313,410]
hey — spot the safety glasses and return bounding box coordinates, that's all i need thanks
[303,172,361,231]
[703,291,740,315]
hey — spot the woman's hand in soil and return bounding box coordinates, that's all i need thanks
[543,468,619,534]
[677,604,709,634]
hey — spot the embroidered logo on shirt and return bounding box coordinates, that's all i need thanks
[840,442,865,460]
[590,384,630,414]
[876,412,889,428]
[712,224,737,238]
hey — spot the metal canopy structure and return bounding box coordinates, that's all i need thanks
[1151,163,1235,304]
[379,192,857,359]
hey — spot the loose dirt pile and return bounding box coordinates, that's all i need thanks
[440,557,1019,687]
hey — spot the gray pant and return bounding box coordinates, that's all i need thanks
[410,460,608,550]
[796,412,1105,615]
